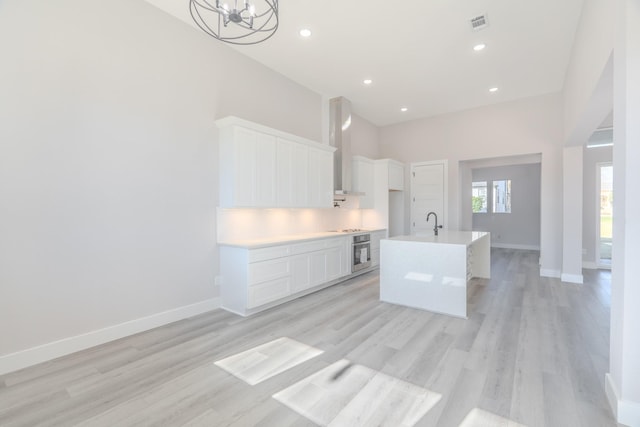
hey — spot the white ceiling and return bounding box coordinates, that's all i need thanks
[145,0,585,126]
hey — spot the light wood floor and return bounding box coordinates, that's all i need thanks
[0,249,619,426]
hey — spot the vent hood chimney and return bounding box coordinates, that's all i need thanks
[330,97,364,196]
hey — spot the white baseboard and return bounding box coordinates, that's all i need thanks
[491,243,540,250]
[606,373,640,426]
[561,273,584,284]
[583,261,599,269]
[540,268,561,278]
[0,297,221,376]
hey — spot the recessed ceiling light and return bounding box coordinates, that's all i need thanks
[473,43,486,51]
[400,107,408,112]
[299,28,312,38]
[363,79,373,85]
[489,87,498,93]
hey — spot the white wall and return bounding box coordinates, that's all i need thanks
[351,113,380,159]
[471,163,541,249]
[0,0,323,368]
[563,0,614,145]
[378,94,564,276]
[561,146,584,283]
[582,145,613,267]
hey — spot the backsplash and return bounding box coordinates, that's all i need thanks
[217,207,363,242]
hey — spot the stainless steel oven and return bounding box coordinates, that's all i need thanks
[352,233,371,272]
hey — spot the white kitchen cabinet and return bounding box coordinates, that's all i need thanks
[218,125,277,207]
[352,156,375,209]
[308,147,333,208]
[255,132,277,206]
[388,160,405,191]
[370,229,388,267]
[220,235,351,316]
[277,137,315,208]
[276,138,294,207]
[216,117,335,208]
[292,143,309,207]
[309,251,327,286]
[291,254,312,293]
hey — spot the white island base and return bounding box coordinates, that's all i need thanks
[380,231,490,318]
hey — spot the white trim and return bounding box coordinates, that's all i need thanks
[0,298,220,376]
[582,261,599,269]
[491,243,540,250]
[540,268,561,278]
[410,159,448,234]
[606,373,640,426]
[561,273,584,284]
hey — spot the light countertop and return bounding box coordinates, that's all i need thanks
[219,228,387,249]
[387,230,489,246]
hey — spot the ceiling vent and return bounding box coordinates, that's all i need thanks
[470,14,489,31]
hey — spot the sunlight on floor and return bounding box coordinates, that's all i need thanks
[214,337,323,385]
[273,359,442,427]
[459,408,527,427]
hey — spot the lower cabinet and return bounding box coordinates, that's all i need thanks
[370,230,388,267]
[220,235,351,316]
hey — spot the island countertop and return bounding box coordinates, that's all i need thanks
[387,230,489,246]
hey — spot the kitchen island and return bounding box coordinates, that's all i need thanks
[379,230,490,318]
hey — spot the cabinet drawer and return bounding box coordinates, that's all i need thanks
[291,240,326,255]
[249,258,290,285]
[324,237,347,249]
[247,277,291,308]
[249,245,291,263]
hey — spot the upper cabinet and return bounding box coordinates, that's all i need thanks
[387,160,405,191]
[217,117,335,208]
[352,156,375,209]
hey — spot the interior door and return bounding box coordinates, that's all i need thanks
[411,161,447,234]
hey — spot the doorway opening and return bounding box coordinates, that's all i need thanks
[597,163,613,268]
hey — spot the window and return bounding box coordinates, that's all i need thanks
[472,181,487,213]
[493,179,512,213]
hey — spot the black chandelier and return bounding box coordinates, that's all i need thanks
[189,0,279,45]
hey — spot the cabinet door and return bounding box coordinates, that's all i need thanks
[291,143,309,207]
[326,245,342,281]
[353,157,374,208]
[291,254,312,293]
[309,251,327,286]
[308,148,333,208]
[388,162,404,191]
[233,127,257,207]
[370,231,387,267]
[341,237,351,276]
[318,149,334,208]
[255,132,277,207]
[277,138,294,207]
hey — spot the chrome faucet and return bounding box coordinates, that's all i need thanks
[426,211,443,236]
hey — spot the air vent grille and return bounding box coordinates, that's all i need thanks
[470,14,489,31]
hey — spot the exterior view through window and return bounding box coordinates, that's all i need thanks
[599,165,613,265]
[493,180,512,213]
[472,181,487,213]
[472,179,511,213]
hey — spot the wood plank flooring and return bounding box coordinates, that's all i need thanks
[0,249,620,426]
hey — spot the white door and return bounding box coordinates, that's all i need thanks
[411,161,447,234]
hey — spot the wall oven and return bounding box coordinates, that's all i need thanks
[352,233,371,272]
